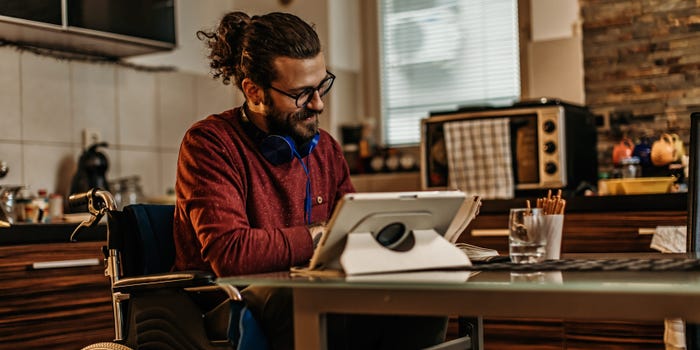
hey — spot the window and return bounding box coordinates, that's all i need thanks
[378,0,521,145]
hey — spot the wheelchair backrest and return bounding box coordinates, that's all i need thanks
[117,204,176,277]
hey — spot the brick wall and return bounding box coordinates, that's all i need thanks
[580,0,700,172]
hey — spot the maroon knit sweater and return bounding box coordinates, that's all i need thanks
[173,107,355,276]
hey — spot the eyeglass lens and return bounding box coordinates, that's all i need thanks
[296,75,335,107]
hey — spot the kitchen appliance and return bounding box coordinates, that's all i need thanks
[70,142,110,198]
[421,99,598,197]
[0,185,23,226]
[0,161,8,178]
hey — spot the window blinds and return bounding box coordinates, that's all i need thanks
[379,0,521,145]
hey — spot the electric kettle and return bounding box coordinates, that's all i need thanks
[70,142,110,196]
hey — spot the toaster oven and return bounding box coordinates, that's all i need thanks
[421,101,598,197]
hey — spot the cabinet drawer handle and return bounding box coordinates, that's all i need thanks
[637,228,656,235]
[31,258,101,270]
[471,229,509,237]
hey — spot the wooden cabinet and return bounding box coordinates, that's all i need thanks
[453,207,688,349]
[0,241,113,349]
[460,210,688,254]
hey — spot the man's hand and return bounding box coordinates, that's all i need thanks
[307,223,325,249]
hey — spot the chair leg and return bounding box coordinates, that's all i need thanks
[458,316,483,350]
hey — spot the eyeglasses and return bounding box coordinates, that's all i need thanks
[269,71,335,108]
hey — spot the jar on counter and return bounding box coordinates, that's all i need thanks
[109,180,123,210]
[48,193,64,222]
[34,189,50,223]
[620,157,641,178]
[13,188,32,223]
[119,176,144,208]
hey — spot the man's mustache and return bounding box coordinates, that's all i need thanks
[294,107,323,121]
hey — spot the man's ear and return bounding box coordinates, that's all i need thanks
[241,78,263,106]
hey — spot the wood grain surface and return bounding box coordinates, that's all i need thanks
[0,241,113,349]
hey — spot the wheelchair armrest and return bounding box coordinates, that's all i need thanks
[113,270,215,293]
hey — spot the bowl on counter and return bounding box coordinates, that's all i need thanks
[599,177,676,195]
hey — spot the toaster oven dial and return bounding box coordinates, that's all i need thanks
[544,141,557,154]
[545,162,558,174]
[543,120,556,133]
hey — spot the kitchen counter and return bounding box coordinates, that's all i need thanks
[0,222,106,245]
[0,193,687,246]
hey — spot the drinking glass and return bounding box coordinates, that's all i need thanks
[508,208,546,264]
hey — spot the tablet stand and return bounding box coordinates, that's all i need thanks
[339,229,471,275]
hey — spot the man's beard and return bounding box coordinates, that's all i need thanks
[266,102,321,146]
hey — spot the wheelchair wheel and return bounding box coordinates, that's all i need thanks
[81,342,134,350]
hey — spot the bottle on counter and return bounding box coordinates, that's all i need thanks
[109,180,123,210]
[597,172,610,196]
[18,189,39,223]
[34,189,50,223]
[13,188,31,223]
[632,136,653,167]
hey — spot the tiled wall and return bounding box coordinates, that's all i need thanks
[0,46,236,199]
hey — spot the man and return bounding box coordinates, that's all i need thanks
[173,11,446,350]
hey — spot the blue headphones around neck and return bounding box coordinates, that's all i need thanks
[260,133,320,166]
[260,134,319,224]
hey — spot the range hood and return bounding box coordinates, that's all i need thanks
[0,1,176,59]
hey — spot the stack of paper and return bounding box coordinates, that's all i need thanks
[455,243,500,262]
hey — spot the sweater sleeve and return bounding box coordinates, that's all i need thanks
[176,123,314,276]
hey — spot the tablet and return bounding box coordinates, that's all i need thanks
[308,190,468,270]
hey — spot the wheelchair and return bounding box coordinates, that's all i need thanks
[69,188,267,350]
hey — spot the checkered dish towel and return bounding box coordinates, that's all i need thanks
[443,118,514,199]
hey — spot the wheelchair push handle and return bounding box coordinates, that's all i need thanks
[68,190,91,209]
[69,188,117,242]
[69,188,118,212]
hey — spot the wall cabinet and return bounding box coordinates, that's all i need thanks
[0,241,112,349]
[0,0,175,58]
